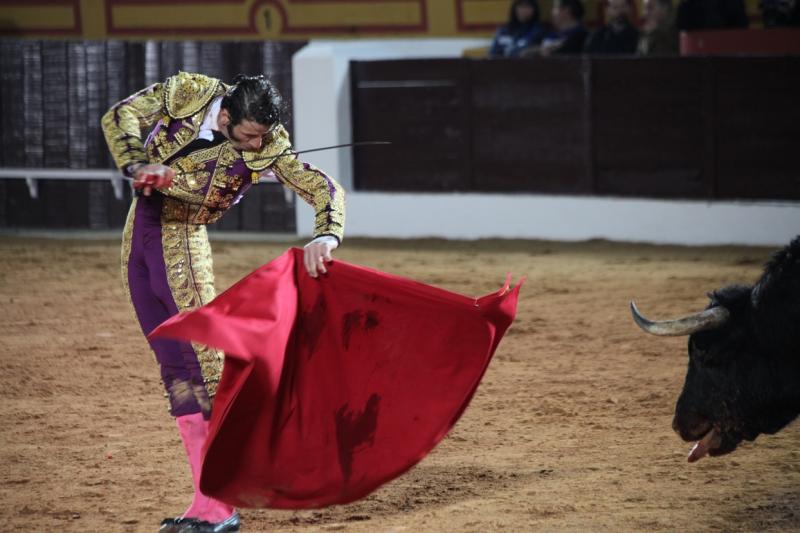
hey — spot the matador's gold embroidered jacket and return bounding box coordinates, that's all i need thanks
[101,71,344,241]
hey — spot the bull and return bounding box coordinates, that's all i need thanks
[630,236,800,462]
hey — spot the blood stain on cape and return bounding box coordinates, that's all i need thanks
[335,393,381,480]
[299,294,326,359]
[342,310,381,350]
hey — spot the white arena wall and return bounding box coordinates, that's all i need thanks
[292,40,800,247]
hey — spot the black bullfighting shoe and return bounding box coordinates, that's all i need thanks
[177,511,241,532]
[159,516,195,533]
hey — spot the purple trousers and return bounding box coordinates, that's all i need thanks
[121,194,222,418]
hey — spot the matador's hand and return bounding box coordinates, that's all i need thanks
[133,164,176,197]
[303,236,338,278]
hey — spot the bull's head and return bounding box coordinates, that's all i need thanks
[631,238,800,462]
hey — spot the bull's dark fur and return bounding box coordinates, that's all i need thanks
[674,236,800,456]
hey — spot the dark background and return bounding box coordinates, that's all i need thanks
[352,56,800,201]
[0,40,303,231]
[1,44,797,230]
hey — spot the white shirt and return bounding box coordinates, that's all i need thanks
[198,96,223,142]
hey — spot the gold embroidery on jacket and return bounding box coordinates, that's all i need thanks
[120,197,137,306]
[102,84,165,170]
[165,151,213,205]
[149,112,203,166]
[189,142,225,166]
[267,126,345,241]
[172,156,211,191]
[192,145,242,224]
[159,212,223,396]
[164,72,224,119]
[162,196,194,223]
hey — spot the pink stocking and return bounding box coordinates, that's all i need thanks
[175,413,235,523]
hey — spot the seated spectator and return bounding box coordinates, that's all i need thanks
[524,0,588,56]
[676,0,749,31]
[760,0,800,27]
[489,0,547,58]
[584,0,640,54]
[638,0,679,55]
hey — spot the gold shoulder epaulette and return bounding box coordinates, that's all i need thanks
[164,71,225,119]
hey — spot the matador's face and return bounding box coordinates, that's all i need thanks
[217,108,272,152]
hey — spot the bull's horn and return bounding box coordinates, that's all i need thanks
[629,301,729,336]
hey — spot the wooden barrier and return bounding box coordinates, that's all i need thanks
[681,29,800,56]
[351,56,800,201]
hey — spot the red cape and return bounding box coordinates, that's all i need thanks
[150,248,521,509]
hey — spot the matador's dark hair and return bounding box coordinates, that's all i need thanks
[221,74,282,127]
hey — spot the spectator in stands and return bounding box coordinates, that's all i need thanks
[489,0,546,58]
[584,0,640,54]
[637,0,679,55]
[760,0,800,27]
[523,0,588,56]
[676,0,749,31]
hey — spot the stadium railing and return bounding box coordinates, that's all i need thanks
[0,168,127,200]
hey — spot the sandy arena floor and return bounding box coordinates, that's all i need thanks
[1,236,798,532]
